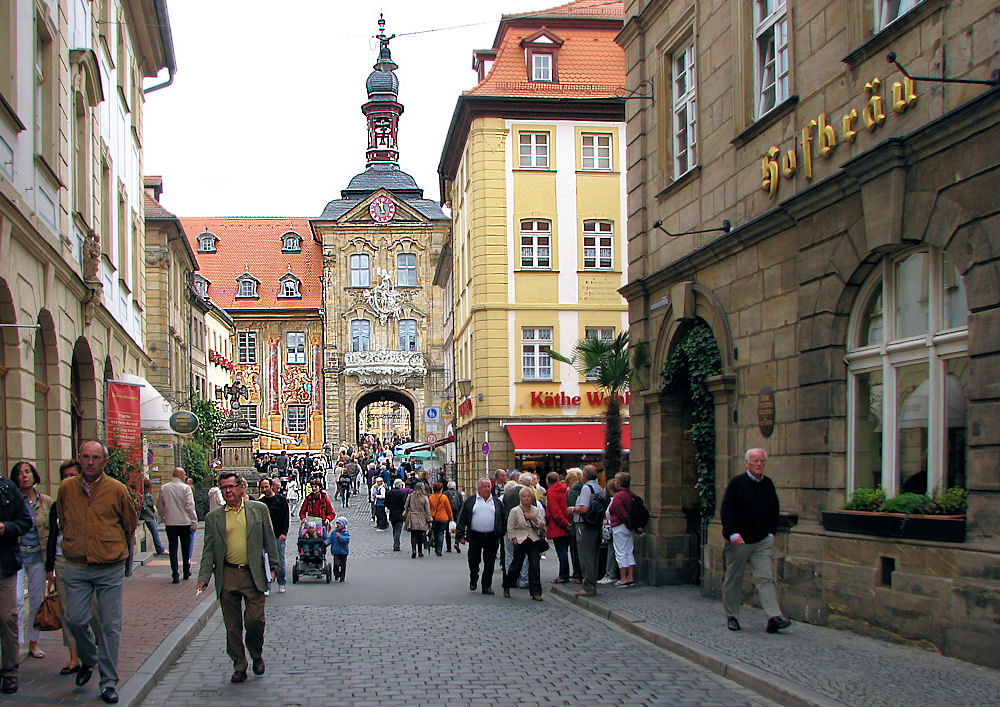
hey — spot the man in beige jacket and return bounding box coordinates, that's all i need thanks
[156,467,198,583]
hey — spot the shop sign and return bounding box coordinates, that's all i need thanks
[458,397,473,417]
[758,386,775,438]
[529,390,631,407]
[169,410,200,434]
[761,76,917,199]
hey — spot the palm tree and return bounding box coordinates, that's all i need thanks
[550,330,649,478]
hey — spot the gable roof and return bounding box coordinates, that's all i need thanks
[180,217,321,311]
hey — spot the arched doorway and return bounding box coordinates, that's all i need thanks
[34,310,59,486]
[71,337,99,453]
[355,389,414,446]
[0,279,17,475]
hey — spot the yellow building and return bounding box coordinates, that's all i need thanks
[438,0,628,491]
[0,0,175,491]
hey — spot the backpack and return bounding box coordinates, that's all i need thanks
[626,493,650,531]
[582,483,610,527]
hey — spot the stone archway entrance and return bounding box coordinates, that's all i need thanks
[355,389,414,445]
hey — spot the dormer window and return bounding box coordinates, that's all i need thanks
[198,231,218,253]
[235,272,259,299]
[193,274,210,299]
[278,272,302,299]
[521,29,563,83]
[281,231,303,252]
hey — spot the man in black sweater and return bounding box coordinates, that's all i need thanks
[259,478,290,594]
[720,448,791,634]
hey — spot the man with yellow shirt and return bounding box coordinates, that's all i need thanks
[197,471,279,683]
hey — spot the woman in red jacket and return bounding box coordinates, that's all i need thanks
[544,471,572,583]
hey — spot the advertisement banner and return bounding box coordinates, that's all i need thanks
[106,381,143,498]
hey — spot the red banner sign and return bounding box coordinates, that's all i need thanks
[106,381,143,497]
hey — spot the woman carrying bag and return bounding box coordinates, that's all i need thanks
[503,487,547,602]
[402,483,431,558]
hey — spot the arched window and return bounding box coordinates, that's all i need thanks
[281,232,302,252]
[198,232,218,253]
[846,247,969,497]
[278,273,301,299]
[235,273,259,299]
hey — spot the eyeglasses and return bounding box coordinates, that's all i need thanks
[220,484,239,491]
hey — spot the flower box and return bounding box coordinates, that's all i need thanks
[821,510,966,543]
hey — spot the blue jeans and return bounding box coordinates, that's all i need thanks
[553,535,571,581]
[275,538,287,586]
[432,520,449,554]
[144,519,166,553]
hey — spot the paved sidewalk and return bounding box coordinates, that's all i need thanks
[552,583,1000,707]
[12,524,217,706]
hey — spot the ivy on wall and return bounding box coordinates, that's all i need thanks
[661,319,722,519]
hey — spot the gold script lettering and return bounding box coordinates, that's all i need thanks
[817,112,837,158]
[761,146,780,198]
[892,76,918,113]
[842,108,858,143]
[781,149,797,178]
[863,78,886,131]
[801,120,816,179]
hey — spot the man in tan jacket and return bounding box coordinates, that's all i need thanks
[156,467,198,583]
[58,440,138,705]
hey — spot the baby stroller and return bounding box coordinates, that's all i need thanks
[293,519,333,583]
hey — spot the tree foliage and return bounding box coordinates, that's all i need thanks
[661,320,722,519]
[550,330,649,478]
[184,397,224,486]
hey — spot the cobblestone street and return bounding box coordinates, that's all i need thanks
[143,501,773,707]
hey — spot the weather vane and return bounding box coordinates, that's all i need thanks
[376,13,395,49]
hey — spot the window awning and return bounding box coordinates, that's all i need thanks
[117,373,174,433]
[505,422,630,455]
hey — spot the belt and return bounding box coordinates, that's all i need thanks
[224,561,251,570]
[20,545,41,554]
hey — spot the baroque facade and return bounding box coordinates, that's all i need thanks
[312,20,448,449]
[617,0,999,666]
[0,0,175,492]
[437,0,629,492]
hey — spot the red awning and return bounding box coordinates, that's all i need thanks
[505,422,630,455]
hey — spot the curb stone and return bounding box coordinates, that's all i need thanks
[118,592,219,707]
[550,585,842,707]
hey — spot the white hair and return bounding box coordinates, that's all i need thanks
[744,448,768,464]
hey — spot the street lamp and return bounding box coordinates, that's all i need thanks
[456,379,472,398]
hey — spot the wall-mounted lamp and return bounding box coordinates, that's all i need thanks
[456,379,472,398]
[887,52,999,87]
[652,220,732,238]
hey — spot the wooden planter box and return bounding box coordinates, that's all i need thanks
[821,510,966,543]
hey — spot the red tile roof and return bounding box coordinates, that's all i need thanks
[181,217,321,310]
[470,1,624,99]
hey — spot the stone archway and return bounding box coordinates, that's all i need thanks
[0,278,18,475]
[34,309,60,485]
[355,389,415,446]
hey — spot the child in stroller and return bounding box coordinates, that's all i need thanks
[293,519,333,583]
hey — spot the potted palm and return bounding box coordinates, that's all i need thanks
[822,487,968,542]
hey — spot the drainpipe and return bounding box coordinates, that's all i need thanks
[143,0,176,94]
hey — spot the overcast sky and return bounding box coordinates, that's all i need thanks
[143,1,562,218]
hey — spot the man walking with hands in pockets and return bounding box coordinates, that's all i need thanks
[197,472,280,683]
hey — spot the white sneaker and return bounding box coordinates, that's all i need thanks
[264,590,270,596]
[278,586,286,593]
[540,555,547,560]
[597,576,616,585]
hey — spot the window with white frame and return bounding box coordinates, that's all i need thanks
[520,220,551,269]
[193,275,209,298]
[236,275,258,299]
[754,0,789,118]
[397,253,417,287]
[349,254,370,287]
[846,248,969,498]
[351,319,371,352]
[875,0,923,32]
[237,331,257,365]
[672,42,697,177]
[237,405,259,428]
[584,326,615,380]
[286,405,308,434]
[582,221,613,270]
[581,133,612,171]
[278,275,301,298]
[518,132,549,169]
[286,332,306,364]
[522,327,553,380]
[398,319,417,351]
[282,232,302,252]
[531,53,553,82]
[198,233,217,253]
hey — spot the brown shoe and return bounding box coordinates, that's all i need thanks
[574,590,596,597]
[231,670,248,683]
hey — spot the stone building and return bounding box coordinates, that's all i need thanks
[181,217,324,452]
[310,20,449,450]
[0,0,175,491]
[617,0,999,665]
[437,0,629,492]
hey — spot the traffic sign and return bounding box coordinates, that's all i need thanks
[425,407,439,421]
[481,441,490,456]
[426,433,438,444]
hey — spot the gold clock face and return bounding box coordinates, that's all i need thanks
[369,196,395,223]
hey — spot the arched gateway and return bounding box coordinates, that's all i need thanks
[355,389,414,445]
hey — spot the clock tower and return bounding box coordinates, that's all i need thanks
[310,15,450,454]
